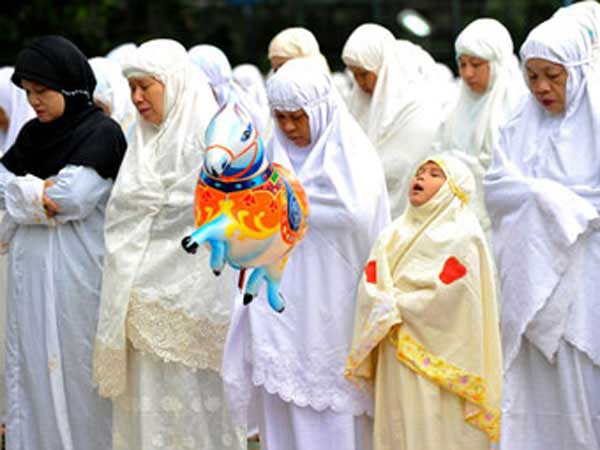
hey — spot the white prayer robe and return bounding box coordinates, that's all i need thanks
[223,58,390,450]
[2,164,113,450]
[484,16,600,450]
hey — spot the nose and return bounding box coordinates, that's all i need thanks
[533,79,550,95]
[27,92,40,107]
[463,66,474,79]
[131,87,144,105]
[281,118,295,133]
[205,148,232,178]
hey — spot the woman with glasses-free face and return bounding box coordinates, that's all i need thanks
[21,79,65,123]
[128,76,165,125]
[458,55,490,95]
[525,57,567,115]
[274,108,311,147]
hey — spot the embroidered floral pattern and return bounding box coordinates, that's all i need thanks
[388,327,500,442]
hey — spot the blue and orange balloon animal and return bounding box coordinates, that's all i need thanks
[182,103,309,312]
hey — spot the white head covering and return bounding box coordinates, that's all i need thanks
[188,45,269,138]
[442,18,523,159]
[267,27,330,73]
[484,16,600,371]
[106,42,137,68]
[232,63,268,111]
[223,58,390,421]
[94,39,228,398]
[0,67,35,154]
[554,0,600,65]
[88,57,136,138]
[347,154,502,442]
[341,23,443,217]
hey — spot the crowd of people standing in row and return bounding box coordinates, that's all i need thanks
[0,1,599,450]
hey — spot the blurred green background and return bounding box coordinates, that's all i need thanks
[0,0,579,74]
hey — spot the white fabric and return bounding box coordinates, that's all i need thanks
[188,45,269,138]
[112,350,245,450]
[554,1,600,66]
[255,387,373,450]
[342,24,443,218]
[484,15,600,370]
[232,64,268,112]
[223,58,390,427]
[0,67,34,154]
[501,338,600,450]
[2,164,113,450]
[396,41,458,115]
[331,70,354,105]
[95,38,243,450]
[268,27,330,73]
[106,42,137,68]
[5,174,52,226]
[89,57,136,139]
[438,18,525,232]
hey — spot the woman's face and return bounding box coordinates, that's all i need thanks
[274,108,311,147]
[347,65,377,95]
[0,107,8,132]
[21,79,65,123]
[526,58,567,115]
[458,55,490,95]
[270,56,289,72]
[409,161,447,207]
[128,76,165,125]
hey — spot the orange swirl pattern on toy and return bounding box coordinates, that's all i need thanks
[194,163,308,242]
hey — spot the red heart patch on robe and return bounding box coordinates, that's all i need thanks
[365,260,377,284]
[439,256,467,284]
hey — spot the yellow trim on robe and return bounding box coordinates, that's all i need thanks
[388,326,500,442]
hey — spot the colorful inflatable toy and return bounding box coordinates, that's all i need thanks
[182,103,309,313]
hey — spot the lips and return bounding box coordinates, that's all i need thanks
[412,183,424,192]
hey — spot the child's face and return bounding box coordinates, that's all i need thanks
[409,161,447,207]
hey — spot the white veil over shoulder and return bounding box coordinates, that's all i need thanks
[223,58,390,423]
[93,39,231,398]
[484,16,600,370]
[439,18,526,231]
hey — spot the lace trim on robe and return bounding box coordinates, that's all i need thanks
[94,293,229,398]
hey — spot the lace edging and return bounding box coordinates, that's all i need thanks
[127,296,229,374]
[93,340,127,398]
[248,343,373,416]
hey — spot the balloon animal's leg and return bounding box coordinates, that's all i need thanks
[181,214,230,254]
[264,262,285,313]
[207,239,226,276]
[243,268,265,306]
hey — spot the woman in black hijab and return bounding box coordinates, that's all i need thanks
[0,36,126,450]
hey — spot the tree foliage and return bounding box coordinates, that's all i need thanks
[0,0,572,72]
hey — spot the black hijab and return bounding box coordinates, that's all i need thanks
[2,35,126,179]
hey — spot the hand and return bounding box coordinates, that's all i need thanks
[42,179,60,218]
